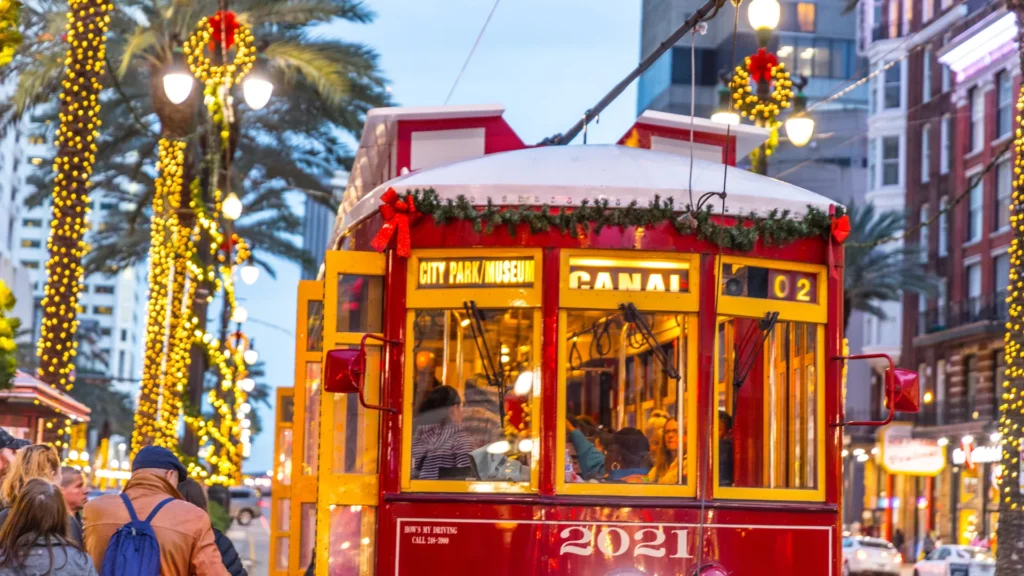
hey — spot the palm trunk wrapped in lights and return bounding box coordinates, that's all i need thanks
[998,4,1024,572]
[36,0,111,402]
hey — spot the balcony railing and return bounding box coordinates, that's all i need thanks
[917,292,1008,336]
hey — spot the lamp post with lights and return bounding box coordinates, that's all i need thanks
[711,0,815,174]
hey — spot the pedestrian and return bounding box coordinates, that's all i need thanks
[0,445,60,509]
[82,446,227,576]
[59,467,88,540]
[893,528,905,556]
[0,478,97,575]
[177,478,247,576]
[0,430,29,485]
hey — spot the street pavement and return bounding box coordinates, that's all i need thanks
[227,497,271,576]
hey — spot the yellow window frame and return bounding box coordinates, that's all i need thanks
[555,249,700,498]
[401,248,543,494]
[712,255,827,502]
[316,250,387,576]
[716,255,827,324]
[289,280,322,576]
[269,386,294,576]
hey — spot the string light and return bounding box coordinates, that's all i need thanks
[36,0,112,393]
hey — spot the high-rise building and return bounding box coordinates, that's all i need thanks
[6,120,146,393]
[0,116,34,331]
[301,171,345,280]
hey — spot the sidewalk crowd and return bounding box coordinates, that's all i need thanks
[0,427,247,576]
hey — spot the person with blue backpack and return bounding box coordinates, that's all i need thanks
[82,447,228,576]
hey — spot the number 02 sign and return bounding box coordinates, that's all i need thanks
[768,269,817,304]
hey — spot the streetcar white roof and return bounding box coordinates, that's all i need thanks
[344,144,839,233]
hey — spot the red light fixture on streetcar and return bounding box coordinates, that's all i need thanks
[885,367,920,414]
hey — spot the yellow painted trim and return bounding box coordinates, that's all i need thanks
[712,319,827,502]
[405,248,543,309]
[555,311,698,498]
[558,249,700,311]
[316,251,387,576]
[288,281,321,576]
[716,255,828,324]
[401,308,542,493]
[269,387,294,576]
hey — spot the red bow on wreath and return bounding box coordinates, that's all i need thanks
[209,10,240,51]
[748,48,778,84]
[371,188,421,258]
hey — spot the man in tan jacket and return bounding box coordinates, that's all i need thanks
[83,446,228,576]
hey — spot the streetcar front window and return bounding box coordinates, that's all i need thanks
[409,307,537,484]
[563,311,692,486]
[716,317,821,492]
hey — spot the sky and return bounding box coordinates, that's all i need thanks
[240,0,643,473]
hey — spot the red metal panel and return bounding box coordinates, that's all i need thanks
[697,255,717,501]
[826,240,845,576]
[541,248,560,497]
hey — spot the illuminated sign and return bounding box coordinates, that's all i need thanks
[953,445,1000,465]
[880,425,945,477]
[567,257,689,293]
[721,264,818,304]
[418,257,535,289]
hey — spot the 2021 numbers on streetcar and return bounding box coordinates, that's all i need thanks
[558,526,694,558]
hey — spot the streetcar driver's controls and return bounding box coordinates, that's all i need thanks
[730,311,779,392]
[462,300,506,419]
[619,303,681,380]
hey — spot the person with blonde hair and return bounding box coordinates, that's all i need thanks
[0,445,81,543]
[0,445,60,508]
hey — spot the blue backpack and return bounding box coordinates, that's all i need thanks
[99,493,174,576]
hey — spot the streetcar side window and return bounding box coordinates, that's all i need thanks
[716,317,821,492]
[563,311,692,487]
[409,308,536,484]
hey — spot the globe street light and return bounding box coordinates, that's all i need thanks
[243,74,274,110]
[747,0,781,32]
[710,88,740,126]
[163,73,194,105]
[240,262,260,285]
[222,192,243,221]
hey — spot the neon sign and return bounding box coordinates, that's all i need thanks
[567,257,689,293]
[418,257,536,289]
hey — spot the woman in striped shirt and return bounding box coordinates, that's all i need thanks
[411,386,474,480]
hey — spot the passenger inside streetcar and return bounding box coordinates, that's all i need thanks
[410,385,473,480]
[563,309,691,486]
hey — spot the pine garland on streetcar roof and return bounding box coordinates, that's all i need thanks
[405,188,843,252]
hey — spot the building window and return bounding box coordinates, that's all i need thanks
[27,135,45,145]
[21,219,41,228]
[922,47,932,102]
[881,136,899,186]
[29,157,42,166]
[120,329,127,342]
[937,280,947,327]
[902,0,912,35]
[965,355,979,419]
[19,239,40,248]
[995,252,1010,297]
[94,285,115,294]
[888,0,899,38]
[99,327,112,336]
[21,261,39,270]
[917,294,928,335]
[919,204,929,262]
[966,262,982,311]
[884,62,901,109]
[922,0,933,23]
[997,71,1012,138]
[796,2,815,32]
[940,114,951,175]
[118,350,125,379]
[969,86,984,152]
[997,158,1012,230]
[867,138,877,188]
[93,306,114,315]
[941,64,950,93]
[921,124,931,183]
[967,180,984,243]
[938,196,949,256]
[670,47,718,87]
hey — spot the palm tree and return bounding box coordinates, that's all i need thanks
[1,0,388,455]
[843,202,936,331]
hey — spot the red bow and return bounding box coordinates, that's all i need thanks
[831,214,851,244]
[209,11,239,51]
[748,48,778,84]
[371,188,421,257]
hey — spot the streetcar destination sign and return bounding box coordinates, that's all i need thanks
[418,257,536,288]
[567,257,690,293]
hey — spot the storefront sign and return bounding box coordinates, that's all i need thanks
[953,445,1001,466]
[418,257,535,289]
[567,257,690,293]
[394,517,832,575]
[880,425,945,476]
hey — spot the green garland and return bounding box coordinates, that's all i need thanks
[409,188,842,252]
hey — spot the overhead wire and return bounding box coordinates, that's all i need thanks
[444,0,503,105]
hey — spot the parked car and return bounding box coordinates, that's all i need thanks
[842,536,902,576]
[228,486,262,525]
[913,545,994,576]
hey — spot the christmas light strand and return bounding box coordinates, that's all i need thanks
[37,0,112,391]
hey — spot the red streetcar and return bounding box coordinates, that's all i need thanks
[271,106,919,576]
